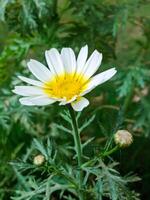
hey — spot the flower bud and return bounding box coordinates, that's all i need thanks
[33,154,45,166]
[114,130,133,147]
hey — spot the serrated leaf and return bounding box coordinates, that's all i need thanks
[33,138,48,160]
[55,123,72,134]
[82,137,95,149]
[79,115,95,133]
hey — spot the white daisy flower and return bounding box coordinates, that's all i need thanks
[13,45,117,111]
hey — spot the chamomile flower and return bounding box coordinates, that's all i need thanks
[13,45,117,111]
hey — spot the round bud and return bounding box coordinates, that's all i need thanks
[114,130,133,147]
[33,154,45,166]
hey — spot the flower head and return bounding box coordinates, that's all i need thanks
[33,154,45,166]
[114,130,133,147]
[13,45,117,111]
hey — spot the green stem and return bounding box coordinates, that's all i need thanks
[123,83,134,113]
[102,145,119,157]
[82,146,119,168]
[68,105,84,200]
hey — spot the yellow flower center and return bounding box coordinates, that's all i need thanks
[43,73,89,101]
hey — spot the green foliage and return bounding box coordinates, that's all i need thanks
[0,35,30,85]
[117,66,149,98]
[0,0,150,199]
[10,136,140,200]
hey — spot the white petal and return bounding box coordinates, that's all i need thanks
[18,76,43,87]
[61,48,76,74]
[82,50,102,79]
[71,97,89,112]
[13,86,44,96]
[19,97,35,106]
[19,96,56,106]
[45,48,64,76]
[59,96,77,105]
[81,68,117,96]
[28,59,52,82]
[59,98,67,105]
[76,45,88,74]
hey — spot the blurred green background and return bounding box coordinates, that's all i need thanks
[0,0,150,199]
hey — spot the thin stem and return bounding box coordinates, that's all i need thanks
[83,146,119,168]
[68,105,84,200]
[102,145,119,157]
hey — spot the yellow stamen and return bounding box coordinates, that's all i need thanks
[43,73,89,101]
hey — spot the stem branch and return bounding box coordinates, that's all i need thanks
[102,145,119,157]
